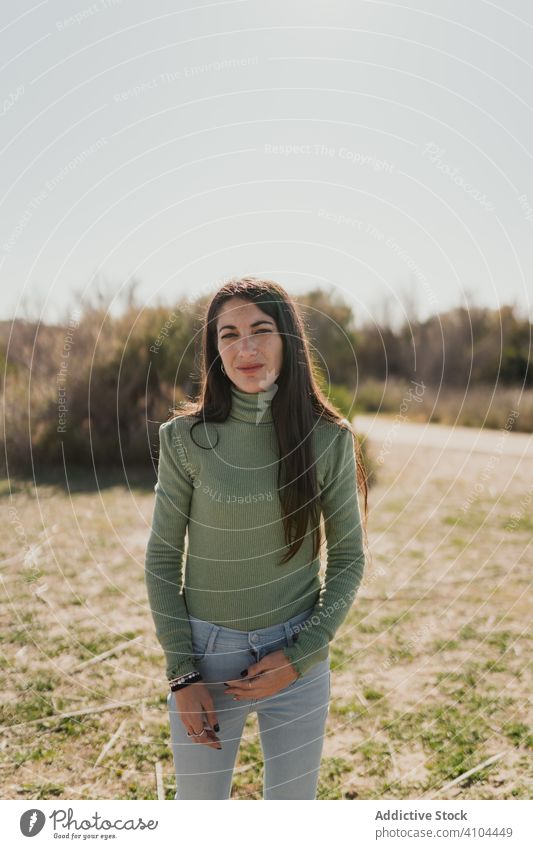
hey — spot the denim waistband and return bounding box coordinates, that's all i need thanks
[187,605,315,651]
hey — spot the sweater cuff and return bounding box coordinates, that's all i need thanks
[165,656,200,682]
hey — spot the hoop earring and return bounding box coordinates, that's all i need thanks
[221,362,226,375]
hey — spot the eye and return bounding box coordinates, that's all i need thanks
[221,329,272,339]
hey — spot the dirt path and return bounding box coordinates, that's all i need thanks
[354,414,533,457]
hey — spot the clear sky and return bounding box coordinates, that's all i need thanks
[1,0,532,327]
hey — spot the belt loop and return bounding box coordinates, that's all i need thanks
[206,623,220,654]
[283,620,292,642]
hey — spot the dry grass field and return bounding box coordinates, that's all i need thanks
[1,419,531,800]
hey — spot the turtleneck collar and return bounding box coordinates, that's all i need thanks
[229,382,275,425]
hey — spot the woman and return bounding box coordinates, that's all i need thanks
[144,276,368,800]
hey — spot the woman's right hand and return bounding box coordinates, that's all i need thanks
[174,682,222,749]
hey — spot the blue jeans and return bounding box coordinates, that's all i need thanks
[166,605,331,800]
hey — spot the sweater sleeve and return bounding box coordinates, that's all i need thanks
[144,418,198,680]
[281,422,365,678]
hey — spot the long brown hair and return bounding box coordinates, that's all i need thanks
[169,276,369,565]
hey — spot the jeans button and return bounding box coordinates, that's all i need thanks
[251,634,258,642]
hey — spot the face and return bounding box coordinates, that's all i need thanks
[215,297,283,393]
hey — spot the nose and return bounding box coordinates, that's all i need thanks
[235,334,258,354]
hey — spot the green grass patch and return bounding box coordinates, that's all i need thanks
[317,756,352,799]
[443,511,487,529]
[331,699,368,719]
[19,782,65,798]
[458,624,482,641]
[352,740,391,778]
[502,515,533,533]
[432,639,460,652]
[76,631,138,660]
[118,735,171,770]
[485,630,517,653]
[0,694,55,725]
[329,642,350,671]
[46,716,100,738]
[378,613,411,628]
[502,722,533,749]
[21,673,58,693]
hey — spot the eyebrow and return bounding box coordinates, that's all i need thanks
[218,319,274,333]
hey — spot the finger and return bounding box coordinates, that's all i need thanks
[205,706,220,734]
[200,704,221,745]
[200,701,217,731]
[225,683,268,698]
[197,730,222,749]
[225,671,268,693]
[224,683,255,694]
[186,725,205,737]
[224,662,266,686]
[224,670,265,689]
[226,671,288,698]
[188,726,222,748]
[229,687,272,701]
[181,702,206,719]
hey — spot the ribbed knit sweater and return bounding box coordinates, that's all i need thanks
[144,383,365,681]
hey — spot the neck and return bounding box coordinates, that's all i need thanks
[229,382,276,424]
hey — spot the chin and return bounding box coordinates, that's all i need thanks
[234,379,261,393]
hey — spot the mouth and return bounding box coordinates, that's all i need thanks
[236,364,264,373]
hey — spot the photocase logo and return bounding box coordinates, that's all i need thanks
[20,809,46,836]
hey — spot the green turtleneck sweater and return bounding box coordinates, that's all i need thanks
[144,384,365,681]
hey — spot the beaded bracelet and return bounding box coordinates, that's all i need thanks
[168,670,203,692]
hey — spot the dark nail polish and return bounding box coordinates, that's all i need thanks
[214,723,220,732]
[240,669,248,677]
[223,683,229,687]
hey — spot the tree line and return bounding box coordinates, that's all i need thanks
[0,285,530,474]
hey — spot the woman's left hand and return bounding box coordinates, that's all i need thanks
[223,650,299,699]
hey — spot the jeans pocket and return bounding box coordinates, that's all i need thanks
[190,622,217,663]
